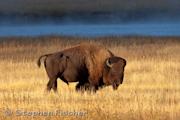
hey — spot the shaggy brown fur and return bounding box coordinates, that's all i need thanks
[37,44,126,92]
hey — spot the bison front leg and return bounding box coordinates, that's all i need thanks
[86,83,98,93]
[76,82,85,93]
[87,77,100,93]
[76,82,98,93]
[47,78,57,92]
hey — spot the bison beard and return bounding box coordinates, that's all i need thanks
[37,44,126,93]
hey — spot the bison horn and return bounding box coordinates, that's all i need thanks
[106,58,113,67]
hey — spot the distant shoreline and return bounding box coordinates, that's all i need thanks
[1,12,180,25]
[1,0,180,24]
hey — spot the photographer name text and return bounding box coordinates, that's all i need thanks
[4,109,87,118]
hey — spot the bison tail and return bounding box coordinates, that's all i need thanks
[37,54,52,67]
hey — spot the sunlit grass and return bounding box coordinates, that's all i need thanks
[0,36,180,119]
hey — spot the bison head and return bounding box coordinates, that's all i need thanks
[103,56,126,90]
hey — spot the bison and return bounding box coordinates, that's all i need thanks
[37,44,126,92]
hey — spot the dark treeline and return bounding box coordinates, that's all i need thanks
[0,0,180,24]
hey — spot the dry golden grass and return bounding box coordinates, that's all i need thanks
[0,36,180,120]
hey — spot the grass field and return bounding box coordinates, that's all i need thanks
[0,36,180,120]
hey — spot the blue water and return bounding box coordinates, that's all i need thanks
[0,23,180,37]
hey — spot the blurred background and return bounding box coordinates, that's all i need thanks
[1,0,180,24]
[0,0,180,36]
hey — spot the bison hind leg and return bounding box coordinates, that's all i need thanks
[52,79,58,93]
[47,77,58,92]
